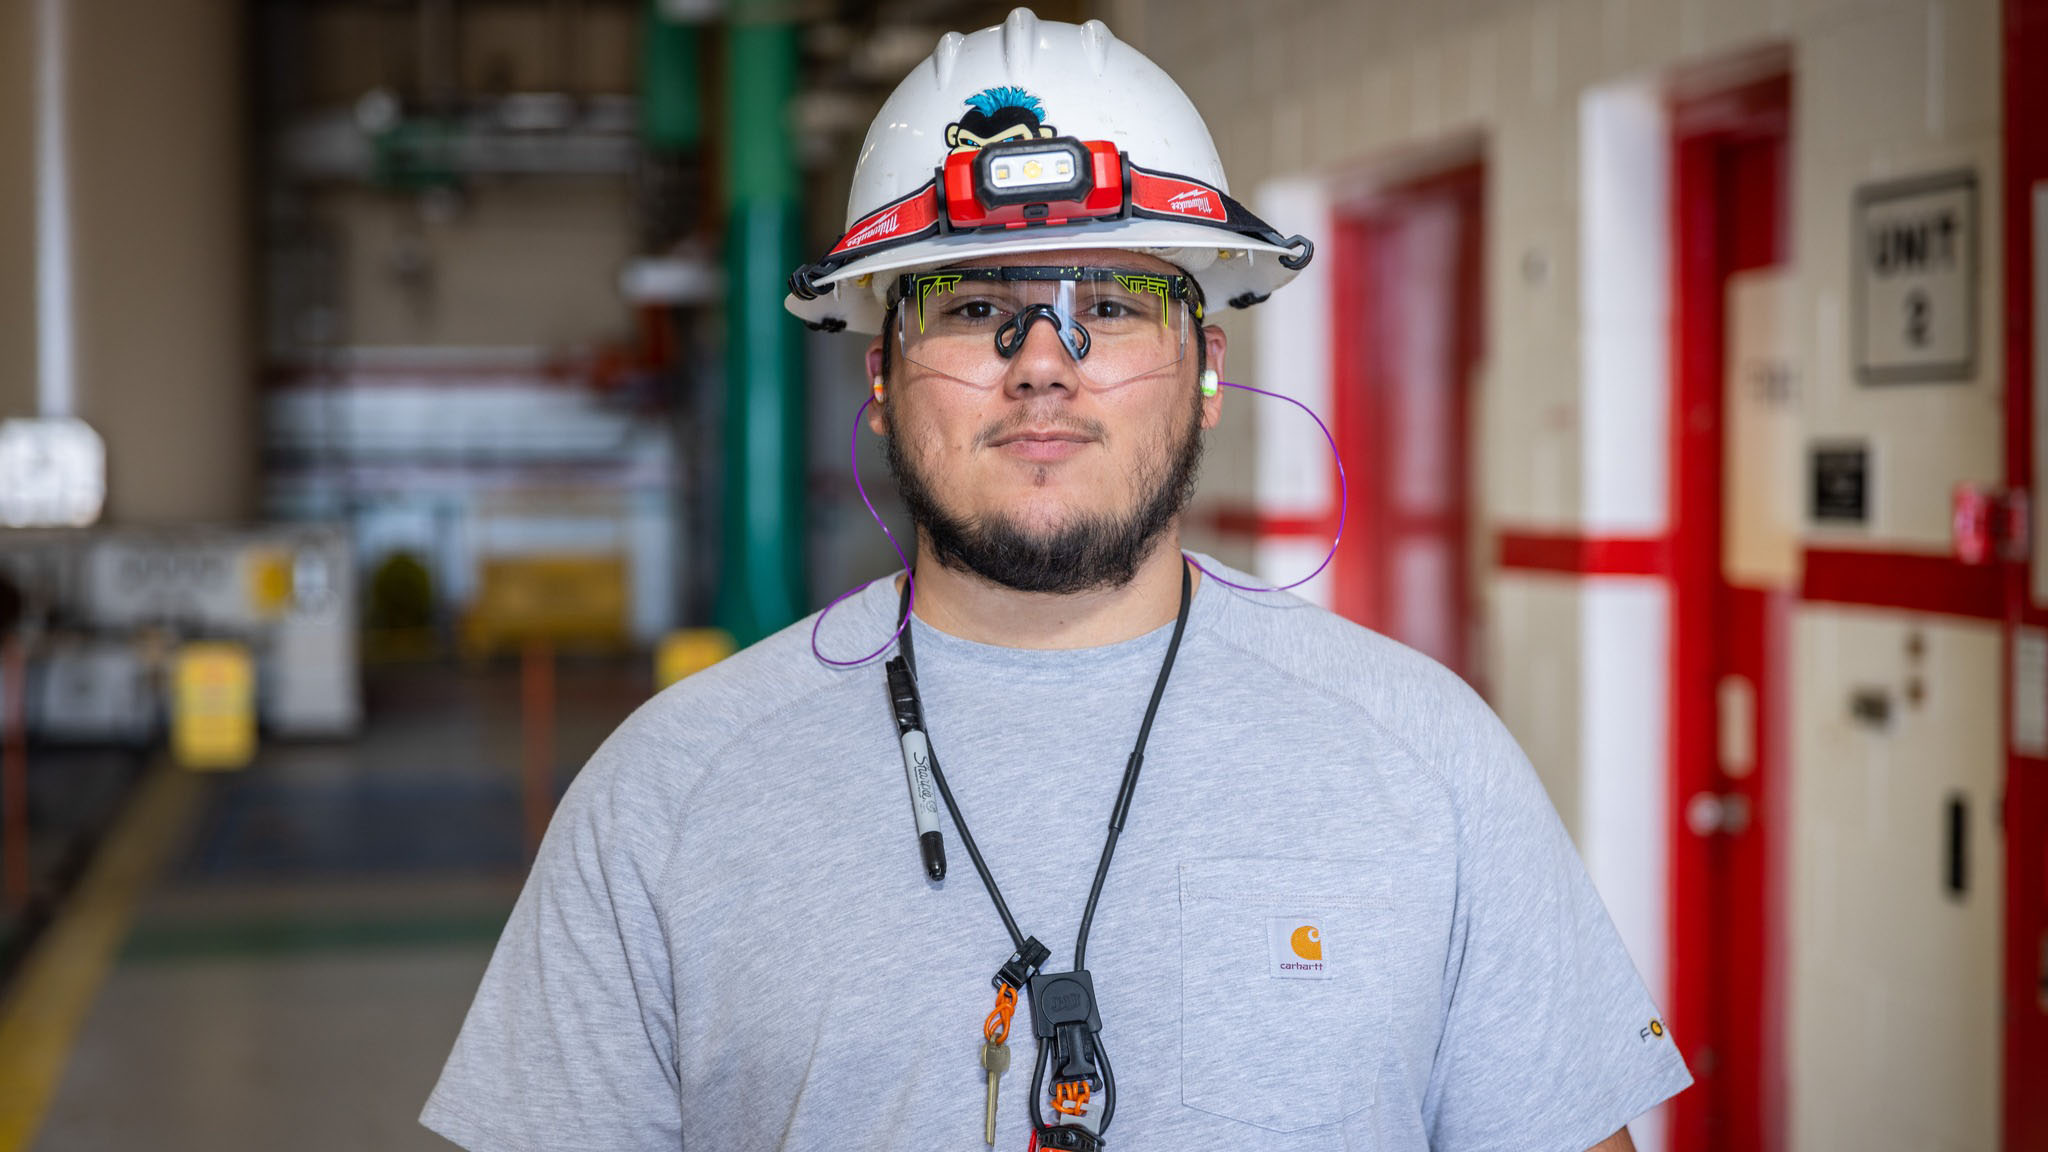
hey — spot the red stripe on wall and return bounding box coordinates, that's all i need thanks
[1201,505,1330,538]
[1233,526,1996,623]
[1800,547,2001,620]
[1496,531,1670,576]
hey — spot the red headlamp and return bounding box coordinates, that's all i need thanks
[943,137,1126,229]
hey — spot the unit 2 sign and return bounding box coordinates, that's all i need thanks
[1855,170,1976,383]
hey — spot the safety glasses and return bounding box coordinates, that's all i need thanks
[890,266,1202,389]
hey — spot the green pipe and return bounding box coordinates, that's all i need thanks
[715,11,805,646]
[639,0,701,151]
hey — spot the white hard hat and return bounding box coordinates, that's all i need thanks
[785,8,1314,334]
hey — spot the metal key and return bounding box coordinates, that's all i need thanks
[979,1039,1011,1144]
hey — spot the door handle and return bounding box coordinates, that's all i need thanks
[1686,791,1752,837]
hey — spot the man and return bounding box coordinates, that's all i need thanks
[423,10,1690,1151]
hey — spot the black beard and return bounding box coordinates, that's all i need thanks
[884,388,1206,595]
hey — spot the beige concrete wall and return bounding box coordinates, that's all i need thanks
[1790,608,2002,1151]
[299,1,638,105]
[315,180,636,349]
[62,0,253,523]
[278,3,642,353]
[1779,5,2004,1146]
[1795,0,2004,552]
[1123,0,2003,539]
[1113,0,2008,1144]
[1490,574,1584,831]
[0,0,36,421]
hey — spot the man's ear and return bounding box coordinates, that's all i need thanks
[1200,324,1227,429]
[865,336,890,435]
[1036,125,1056,138]
[946,124,962,148]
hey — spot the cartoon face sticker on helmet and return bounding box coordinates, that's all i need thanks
[944,85,1057,153]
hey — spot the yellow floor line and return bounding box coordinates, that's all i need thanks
[0,763,202,1152]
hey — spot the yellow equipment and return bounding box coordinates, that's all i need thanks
[461,554,630,658]
[655,629,735,691]
[172,642,255,771]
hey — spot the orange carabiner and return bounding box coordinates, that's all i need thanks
[1052,1080,1090,1116]
[984,982,1019,1044]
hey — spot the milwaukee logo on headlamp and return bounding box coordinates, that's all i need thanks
[789,136,1313,306]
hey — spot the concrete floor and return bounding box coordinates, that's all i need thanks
[23,657,650,1152]
[0,746,149,981]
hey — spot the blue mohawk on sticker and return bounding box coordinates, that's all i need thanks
[965,86,1043,119]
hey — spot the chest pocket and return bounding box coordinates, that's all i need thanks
[1178,857,1391,1132]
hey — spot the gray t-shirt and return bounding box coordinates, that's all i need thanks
[423,557,1690,1151]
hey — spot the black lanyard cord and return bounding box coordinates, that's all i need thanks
[1072,559,1191,971]
[894,560,1192,964]
[897,597,1026,948]
[895,560,1192,1144]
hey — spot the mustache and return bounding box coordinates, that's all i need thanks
[971,409,1107,449]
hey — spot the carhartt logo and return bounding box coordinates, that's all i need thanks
[1268,917,1331,979]
[1289,925,1321,960]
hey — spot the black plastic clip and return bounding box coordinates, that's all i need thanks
[1033,1125,1102,1151]
[1028,969,1103,1089]
[995,937,1050,991]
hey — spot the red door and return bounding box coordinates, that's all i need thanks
[1669,75,1790,1152]
[2004,0,2048,1144]
[1330,166,1483,684]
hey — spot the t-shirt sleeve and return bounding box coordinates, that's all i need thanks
[1420,708,1693,1151]
[422,725,683,1151]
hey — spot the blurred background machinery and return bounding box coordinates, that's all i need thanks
[0,527,357,743]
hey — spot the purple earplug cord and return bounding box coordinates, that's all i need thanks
[809,381,1348,667]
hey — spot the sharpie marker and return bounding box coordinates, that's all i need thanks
[885,656,947,881]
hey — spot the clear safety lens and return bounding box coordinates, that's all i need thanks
[894,268,1195,389]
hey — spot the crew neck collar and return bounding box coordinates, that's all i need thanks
[840,553,1239,670]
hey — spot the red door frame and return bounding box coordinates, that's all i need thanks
[1669,74,1790,1152]
[2004,0,2048,1145]
[1329,164,1485,683]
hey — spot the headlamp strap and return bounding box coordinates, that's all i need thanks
[790,149,1314,303]
[791,179,948,300]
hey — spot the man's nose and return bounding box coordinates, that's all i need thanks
[1000,308,1081,397]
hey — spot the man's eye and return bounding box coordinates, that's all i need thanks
[940,298,1004,323]
[1089,300,1137,320]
